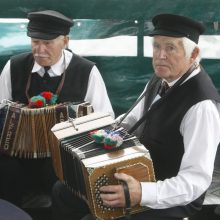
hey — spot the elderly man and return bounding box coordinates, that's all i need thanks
[52,14,220,220]
[98,14,220,220]
[0,10,114,209]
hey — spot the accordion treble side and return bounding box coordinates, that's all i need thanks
[51,112,155,220]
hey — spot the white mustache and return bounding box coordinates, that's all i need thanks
[34,53,49,58]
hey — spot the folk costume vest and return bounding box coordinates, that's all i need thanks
[10,51,95,104]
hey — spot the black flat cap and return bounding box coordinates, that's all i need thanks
[27,10,74,40]
[149,14,205,44]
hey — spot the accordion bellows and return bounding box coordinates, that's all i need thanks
[51,112,155,220]
[0,101,93,158]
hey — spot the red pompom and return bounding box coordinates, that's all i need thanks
[103,145,114,150]
[35,100,44,107]
[40,91,53,100]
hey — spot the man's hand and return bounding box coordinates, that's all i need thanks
[100,172,142,208]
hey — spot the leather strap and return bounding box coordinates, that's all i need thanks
[122,181,131,219]
[128,63,199,134]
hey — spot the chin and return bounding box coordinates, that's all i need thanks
[36,60,50,67]
[155,71,169,79]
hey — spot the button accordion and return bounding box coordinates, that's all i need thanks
[0,100,93,159]
[51,112,155,220]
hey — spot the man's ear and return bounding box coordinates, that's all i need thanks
[63,36,70,49]
[191,47,200,61]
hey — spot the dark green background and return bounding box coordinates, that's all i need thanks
[0,0,220,116]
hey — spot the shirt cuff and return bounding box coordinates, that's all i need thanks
[140,182,157,207]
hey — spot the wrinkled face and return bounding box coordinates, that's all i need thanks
[152,36,194,82]
[31,35,69,67]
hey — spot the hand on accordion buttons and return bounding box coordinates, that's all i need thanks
[99,173,142,208]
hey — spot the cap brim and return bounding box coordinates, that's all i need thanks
[149,29,184,38]
[27,31,59,40]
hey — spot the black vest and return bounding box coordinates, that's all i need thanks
[139,69,220,217]
[10,51,95,104]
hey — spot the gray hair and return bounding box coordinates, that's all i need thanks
[182,37,201,64]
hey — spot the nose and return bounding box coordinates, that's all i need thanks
[158,49,167,59]
[34,42,46,53]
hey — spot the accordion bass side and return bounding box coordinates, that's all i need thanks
[51,112,155,220]
[0,101,93,159]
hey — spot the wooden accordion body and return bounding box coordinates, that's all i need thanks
[0,101,93,159]
[51,113,155,220]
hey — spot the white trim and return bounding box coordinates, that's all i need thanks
[69,36,137,56]
[0,23,219,59]
[0,18,28,23]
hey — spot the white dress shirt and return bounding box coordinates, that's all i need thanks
[0,50,115,118]
[120,67,220,209]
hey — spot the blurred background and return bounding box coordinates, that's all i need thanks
[1,0,220,116]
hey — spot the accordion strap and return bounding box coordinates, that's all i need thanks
[128,63,199,134]
[122,181,131,219]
